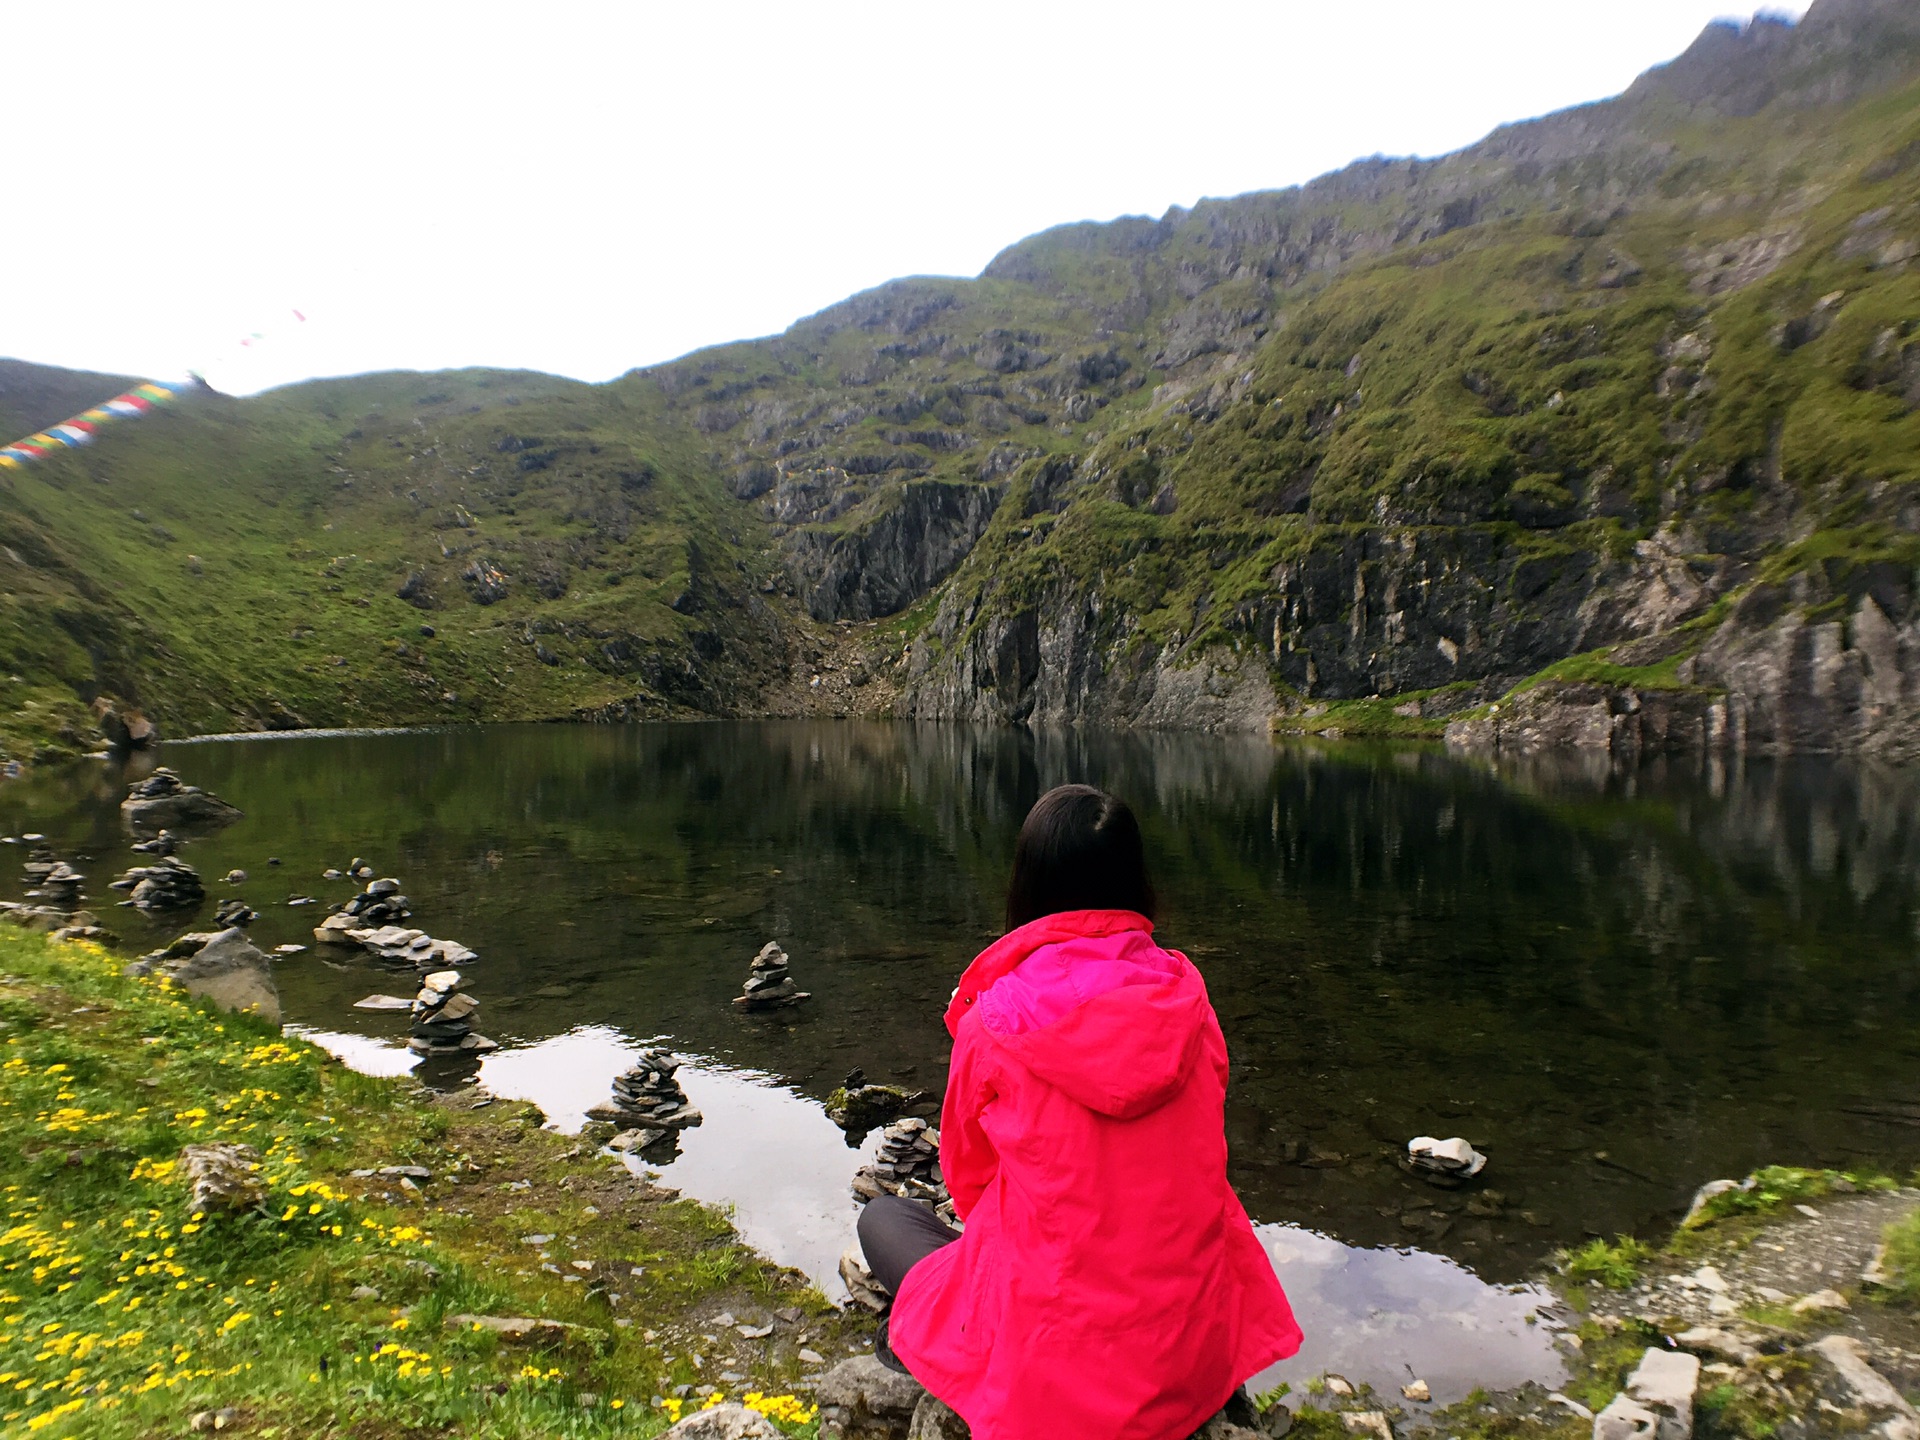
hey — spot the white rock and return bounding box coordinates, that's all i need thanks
[1690,1265,1728,1294]
[1595,1348,1699,1440]
[1550,1393,1595,1421]
[1681,1178,1745,1226]
[1792,1288,1851,1315]
[1407,1135,1487,1175]
[1806,1336,1919,1440]
[1343,1414,1393,1440]
[1594,1394,1661,1440]
[660,1403,781,1438]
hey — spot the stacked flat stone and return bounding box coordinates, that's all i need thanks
[111,856,206,912]
[407,969,495,1055]
[851,1118,956,1224]
[315,914,478,969]
[733,940,810,1010]
[130,830,179,856]
[586,1048,704,1133]
[213,898,257,929]
[23,852,84,909]
[338,877,412,926]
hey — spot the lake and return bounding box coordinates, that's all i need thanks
[7,721,1919,1401]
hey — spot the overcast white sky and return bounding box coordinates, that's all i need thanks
[2,2,1811,395]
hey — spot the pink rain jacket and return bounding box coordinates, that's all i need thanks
[889,909,1302,1440]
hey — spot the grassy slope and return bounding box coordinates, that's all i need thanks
[0,368,789,750]
[0,927,856,1438]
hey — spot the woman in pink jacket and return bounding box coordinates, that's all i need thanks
[857,784,1302,1439]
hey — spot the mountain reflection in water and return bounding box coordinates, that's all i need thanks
[6,723,1918,1321]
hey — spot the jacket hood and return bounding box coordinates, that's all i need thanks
[975,923,1208,1120]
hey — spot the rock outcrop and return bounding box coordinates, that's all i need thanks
[126,927,281,1023]
[120,769,241,832]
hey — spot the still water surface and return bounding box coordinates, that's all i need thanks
[8,723,1920,1399]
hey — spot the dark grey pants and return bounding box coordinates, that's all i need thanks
[857,1194,961,1295]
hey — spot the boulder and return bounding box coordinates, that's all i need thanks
[120,768,242,832]
[663,1405,782,1438]
[908,1395,971,1439]
[814,1355,925,1438]
[1805,1336,1919,1440]
[92,697,159,751]
[180,1142,264,1214]
[1594,1349,1699,1440]
[162,927,282,1023]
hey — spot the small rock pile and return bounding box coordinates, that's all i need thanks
[335,876,411,926]
[733,940,809,1010]
[112,856,206,912]
[130,829,180,856]
[315,914,479,969]
[214,898,257,928]
[587,1048,704,1141]
[408,969,495,1055]
[851,1119,956,1225]
[23,851,84,909]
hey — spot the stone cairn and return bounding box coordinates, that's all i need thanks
[112,856,205,912]
[23,849,84,909]
[851,1118,955,1223]
[587,1048,704,1147]
[130,829,179,856]
[840,1118,956,1313]
[313,877,478,969]
[336,876,411,925]
[213,898,257,929]
[733,940,810,1010]
[408,969,495,1056]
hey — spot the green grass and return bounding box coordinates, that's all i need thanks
[1876,1206,1920,1304]
[0,927,847,1437]
[1562,1236,1655,1289]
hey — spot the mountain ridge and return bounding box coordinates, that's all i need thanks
[3,0,1919,761]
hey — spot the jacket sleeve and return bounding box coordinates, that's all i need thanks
[939,1008,1000,1223]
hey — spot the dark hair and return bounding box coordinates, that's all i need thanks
[1005,784,1157,930]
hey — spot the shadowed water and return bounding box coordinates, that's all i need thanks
[8,722,1920,1398]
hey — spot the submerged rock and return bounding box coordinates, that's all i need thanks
[120,768,242,832]
[827,1079,923,1137]
[1404,1135,1487,1187]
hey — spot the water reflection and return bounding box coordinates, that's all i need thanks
[4,723,1918,1291]
[294,1021,1566,1405]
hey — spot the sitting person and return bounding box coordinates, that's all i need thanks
[859,784,1301,1438]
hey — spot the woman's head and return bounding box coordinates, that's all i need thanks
[1005,784,1157,930]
